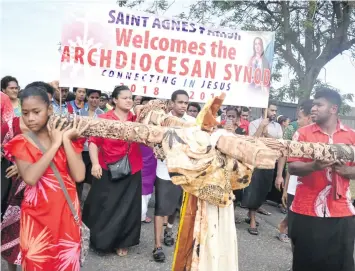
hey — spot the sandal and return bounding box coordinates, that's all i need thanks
[257,207,271,216]
[248,227,259,235]
[153,247,165,262]
[116,248,128,257]
[142,217,152,224]
[278,233,290,243]
[245,218,259,227]
[279,205,287,214]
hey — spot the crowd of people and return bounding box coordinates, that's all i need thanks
[1,74,355,271]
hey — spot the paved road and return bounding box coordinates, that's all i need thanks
[2,203,293,271]
[81,205,293,271]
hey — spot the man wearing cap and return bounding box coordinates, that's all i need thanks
[99,93,113,112]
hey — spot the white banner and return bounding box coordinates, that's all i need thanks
[60,5,275,107]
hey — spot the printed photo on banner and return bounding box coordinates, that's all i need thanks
[60,5,275,108]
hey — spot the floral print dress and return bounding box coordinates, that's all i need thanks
[1,117,25,265]
[4,134,84,271]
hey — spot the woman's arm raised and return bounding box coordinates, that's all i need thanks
[15,144,60,186]
[17,118,68,186]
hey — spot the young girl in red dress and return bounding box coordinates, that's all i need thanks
[4,86,88,271]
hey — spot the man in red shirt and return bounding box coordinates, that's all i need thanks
[288,88,355,271]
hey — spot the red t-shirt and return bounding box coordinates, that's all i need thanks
[288,122,355,218]
[88,110,143,173]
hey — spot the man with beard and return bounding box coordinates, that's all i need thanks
[243,101,283,235]
[288,88,355,271]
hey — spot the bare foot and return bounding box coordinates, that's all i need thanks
[116,248,128,257]
[257,207,271,215]
[142,216,152,223]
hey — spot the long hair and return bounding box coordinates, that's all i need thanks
[252,37,265,57]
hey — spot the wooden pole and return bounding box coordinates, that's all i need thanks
[263,107,268,119]
[59,87,62,115]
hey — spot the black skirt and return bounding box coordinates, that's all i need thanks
[288,211,355,271]
[82,169,142,252]
[266,162,285,204]
[76,151,93,200]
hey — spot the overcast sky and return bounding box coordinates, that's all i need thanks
[1,0,354,105]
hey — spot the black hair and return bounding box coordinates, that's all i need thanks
[100,93,109,100]
[171,89,188,102]
[241,106,249,112]
[277,115,289,125]
[112,85,130,99]
[141,96,155,103]
[187,102,201,112]
[66,92,75,102]
[225,106,238,115]
[268,100,277,108]
[262,100,277,115]
[73,87,86,93]
[1,76,18,91]
[25,81,55,97]
[20,86,50,106]
[314,88,342,112]
[299,99,313,116]
[87,89,101,97]
[132,95,142,100]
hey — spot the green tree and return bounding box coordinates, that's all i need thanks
[117,0,171,15]
[179,1,355,103]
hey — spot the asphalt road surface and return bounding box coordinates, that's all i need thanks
[1,203,294,271]
[3,188,355,271]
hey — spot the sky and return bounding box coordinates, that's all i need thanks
[1,0,354,105]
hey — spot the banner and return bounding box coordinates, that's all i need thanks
[60,5,275,107]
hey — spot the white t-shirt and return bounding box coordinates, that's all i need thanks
[287,175,298,195]
[156,112,195,180]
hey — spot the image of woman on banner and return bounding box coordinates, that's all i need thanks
[248,37,272,92]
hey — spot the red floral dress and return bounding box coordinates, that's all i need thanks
[1,117,25,265]
[4,135,84,271]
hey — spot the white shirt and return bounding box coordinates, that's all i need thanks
[249,118,283,139]
[287,175,298,195]
[156,112,195,180]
